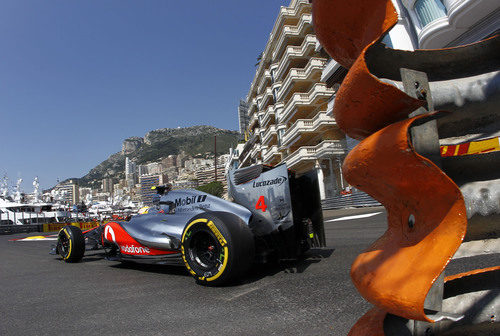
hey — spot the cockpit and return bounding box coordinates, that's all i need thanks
[151,184,176,214]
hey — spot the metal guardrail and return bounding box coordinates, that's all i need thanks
[0,221,102,235]
[0,224,43,235]
[321,191,381,210]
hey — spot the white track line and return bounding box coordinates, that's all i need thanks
[326,212,382,222]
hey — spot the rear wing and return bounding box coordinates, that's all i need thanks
[228,164,325,247]
[289,169,326,247]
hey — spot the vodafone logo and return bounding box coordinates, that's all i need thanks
[104,226,116,242]
[121,245,151,254]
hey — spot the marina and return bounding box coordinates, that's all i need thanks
[0,176,138,231]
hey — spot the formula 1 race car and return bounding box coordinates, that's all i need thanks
[51,164,325,285]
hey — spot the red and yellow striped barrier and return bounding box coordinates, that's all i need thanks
[441,136,500,157]
[42,222,101,232]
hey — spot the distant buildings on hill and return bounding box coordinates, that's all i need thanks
[38,150,231,207]
[77,151,232,206]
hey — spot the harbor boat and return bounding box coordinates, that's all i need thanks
[0,196,72,225]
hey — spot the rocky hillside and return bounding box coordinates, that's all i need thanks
[76,126,241,188]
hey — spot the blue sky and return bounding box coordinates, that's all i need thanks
[0,0,288,191]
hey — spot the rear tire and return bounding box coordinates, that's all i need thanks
[57,225,85,262]
[181,212,254,286]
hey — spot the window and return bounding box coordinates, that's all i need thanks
[414,0,447,28]
[381,34,393,48]
[278,129,285,147]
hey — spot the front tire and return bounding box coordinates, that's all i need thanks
[181,212,254,286]
[57,225,85,262]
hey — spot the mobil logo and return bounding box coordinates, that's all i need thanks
[174,195,207,207]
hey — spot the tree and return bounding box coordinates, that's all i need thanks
[196,181,224,198]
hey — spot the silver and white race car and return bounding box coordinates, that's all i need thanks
[52,164,325,285]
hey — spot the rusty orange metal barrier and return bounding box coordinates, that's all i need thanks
[312,0,499,335]
[346,115,467,323]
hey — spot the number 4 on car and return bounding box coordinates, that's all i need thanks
[255,196,267,212]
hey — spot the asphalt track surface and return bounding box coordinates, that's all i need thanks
[0,207,480,336]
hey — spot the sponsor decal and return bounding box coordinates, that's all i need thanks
[252,176,287,188]
[42,222,100,232]
[175,203,211,213]
[104,225,116,242]
[207,221,227,246]
[121,244,151,254]
[174,195,207,207]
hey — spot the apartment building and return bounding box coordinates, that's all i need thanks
[195,167,226,189]
[238,100,250,134]
[101,178,114,194]
[238,0,498,200]
[171,179,198,190]
[139,173,168,205]
[53,179,79,205]
[125,157,137,188]
[238,0,347,199]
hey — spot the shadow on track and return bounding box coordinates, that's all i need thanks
[111,262,190,277]
[237,248,335,286]
[54,247,335,285]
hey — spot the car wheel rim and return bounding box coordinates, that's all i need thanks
[59,232,70,257]
[189,231,221,270]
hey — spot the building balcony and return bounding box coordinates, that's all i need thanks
[253,127,262,142]
[281,83,335,124]
[276,57,327,102]
[320,58,347,87]
[239,150,253,169]
[326,95,335,116]
[257,69,272,95]
[250,143,262,161]
[261,124,278,146]
[268,0,311,50]
[247,97,258,115]
[247,0,311,98]
[263,145,281,164]
[261,105,276,128]
[238,132,259,168]
[273,35,318,82]
[284,140,347,170]
[248,112,259,129]
[282,111,336,147]
[257,110,266,123]
[257,87,274,111]
[272,13,313,62]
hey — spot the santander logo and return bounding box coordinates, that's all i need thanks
[121,245,151,254]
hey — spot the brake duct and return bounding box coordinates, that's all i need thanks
[311,0,499,334]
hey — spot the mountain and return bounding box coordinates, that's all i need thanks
[76,126,241,188]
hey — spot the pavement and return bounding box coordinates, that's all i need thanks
[0,206,482,335]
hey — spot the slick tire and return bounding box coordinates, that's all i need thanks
[181,212,254,286]
[57,225,85,262]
